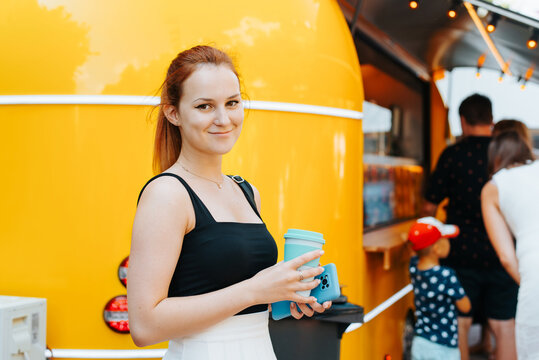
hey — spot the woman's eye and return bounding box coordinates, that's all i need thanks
[227,100,239,107]
[196,104,211,110]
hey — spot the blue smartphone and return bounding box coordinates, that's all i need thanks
[271,263,340,321]
[310,262,340,302]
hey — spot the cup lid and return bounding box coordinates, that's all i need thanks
[284,229,325,244]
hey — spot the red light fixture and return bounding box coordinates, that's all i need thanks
[104,295,129,333]
[118,256,129,287]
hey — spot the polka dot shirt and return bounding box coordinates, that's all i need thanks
[410,256,466,348]
[425,136,501,269]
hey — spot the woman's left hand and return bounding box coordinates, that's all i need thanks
[290,300,332,319]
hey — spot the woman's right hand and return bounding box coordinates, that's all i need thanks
[248,249,325,305]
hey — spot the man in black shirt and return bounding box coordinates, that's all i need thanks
[422,94,518,360]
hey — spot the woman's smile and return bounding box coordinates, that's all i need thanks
[209,129,234,135]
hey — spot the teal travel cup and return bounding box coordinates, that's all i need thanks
[284,229,325,297]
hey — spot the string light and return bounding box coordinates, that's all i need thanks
[525,67,534,81]
[476,53,486,78]
[486,13,499,33]
[527,29,538,49]
[500,60,512,82]
[409,1,418,9]
[518,76,528,90]
[463,2,512,76]
[521,67,534,90]
[498,70,504,83]
[448,0,459,18]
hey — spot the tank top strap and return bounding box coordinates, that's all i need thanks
[228,175,262,220]
[137,173,215,228]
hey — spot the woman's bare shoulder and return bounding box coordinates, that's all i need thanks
[138,174,190,208]
[481,180,499,204]
[134,174,194,238]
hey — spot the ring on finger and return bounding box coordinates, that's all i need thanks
[298,270,304,281]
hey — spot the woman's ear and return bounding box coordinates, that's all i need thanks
[163,104,180,126]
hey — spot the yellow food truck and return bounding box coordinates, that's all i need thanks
[2,0,537,359]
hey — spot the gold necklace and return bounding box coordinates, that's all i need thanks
[179,163,224,189]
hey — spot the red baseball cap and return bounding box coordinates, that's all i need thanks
[408,217,460,251]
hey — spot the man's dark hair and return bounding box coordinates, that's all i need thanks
[458,93,493,126]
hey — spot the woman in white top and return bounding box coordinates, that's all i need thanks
[482,129,539,360]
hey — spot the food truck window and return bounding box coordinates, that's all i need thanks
[356,35,428,231]
[362,101,424,230]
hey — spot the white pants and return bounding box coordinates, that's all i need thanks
[516,322,539,360]
[163,311,277,360]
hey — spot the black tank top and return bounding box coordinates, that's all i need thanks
[137,173,278,315]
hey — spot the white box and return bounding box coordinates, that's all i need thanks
[0,296,46,360]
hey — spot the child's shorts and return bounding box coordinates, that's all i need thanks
[411,336,460,360]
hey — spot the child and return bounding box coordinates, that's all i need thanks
[408,217,471,360]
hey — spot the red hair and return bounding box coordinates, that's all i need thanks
[153,46,240,173]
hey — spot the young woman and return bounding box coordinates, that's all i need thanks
[492,119,532,147]
[127,45,331,359]
[481,130,539,360]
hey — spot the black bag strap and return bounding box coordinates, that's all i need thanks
[227,175,260,218]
